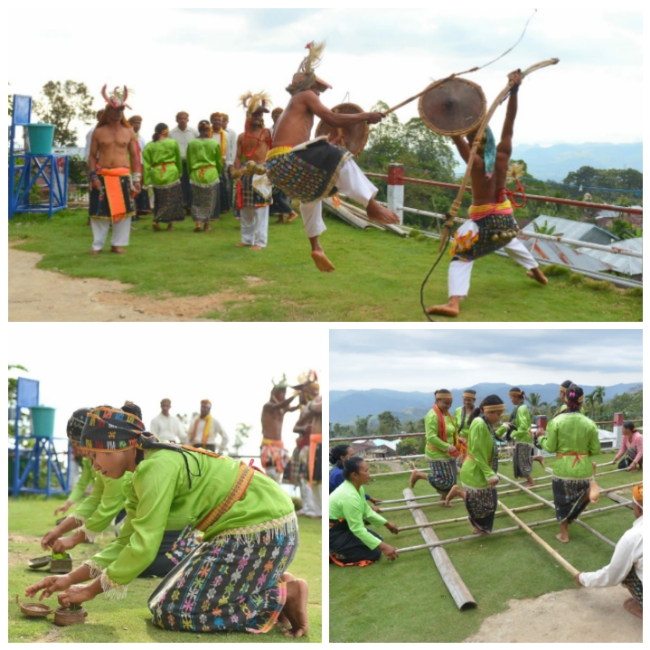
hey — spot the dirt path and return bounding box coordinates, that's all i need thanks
[9,247,257,321]
[464,586,642,643]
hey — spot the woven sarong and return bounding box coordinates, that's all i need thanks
[622,567,643,608]
[270,186,292,215]
[135,187,152,214]
[148,514,298,634]
[617,446,642,470]
[282,447,301,486]
[139,527,201,578]
[191,180,219,223]
[426,458,457,495]
[451,199,518,262]
[236,174,271,209]
[464,486,498,533]
[298,443,321,483]
[219,170,232,213]
[153,181,185,223]
[89,167,135,223]
[551,477,591,523]
[260,440,287,474]
[329,518,381,566]
[266,139,352,203]
[513,442,534,479]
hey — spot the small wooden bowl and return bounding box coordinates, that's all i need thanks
[19,602,53,617]
[28,556,51,569]
[54,606,87,626]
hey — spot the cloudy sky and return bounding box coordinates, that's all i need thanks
[9,323,322,457]
[7,4,642,146]
[330,328,643,390]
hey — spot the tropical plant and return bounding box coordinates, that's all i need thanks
[610,218,636,240]
[232,423,251,457]
[532,220,563,236]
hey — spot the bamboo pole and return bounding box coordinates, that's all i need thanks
[497,500,579,576]
[403,488,476,610]
[606,492,634,510]
[395,502,628,554]
[397,502,546,532]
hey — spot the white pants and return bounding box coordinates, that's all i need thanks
[90,217,132,251]
[240,206,269,247]
[299,478,317,515]
[449,236,538,299]
[299,158,377,238]
[311,482,322,517]
[265,467,281,484]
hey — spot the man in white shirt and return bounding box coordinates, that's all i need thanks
[150,398,185,443]
[575,482,643,618]
[169,111,199,211]
[127,115,152,217]
[221,113,237,168]
[85,109,105,165]
[187,399,228,453]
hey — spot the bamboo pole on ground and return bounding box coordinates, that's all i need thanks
[403,488,476,610]
[607,492,634,510]
[397,502,546,532]
[497,500,579,576]
[395,502,627,554]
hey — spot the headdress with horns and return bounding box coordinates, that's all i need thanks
[101,85,131,110]
[286,41,332,95]
[239,91,272,116]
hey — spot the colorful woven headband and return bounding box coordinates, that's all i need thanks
[67,407,91,443]
[509,390,523,396]
[435,392,453,399]
[632,483,643,508]
[81,406,145,451]
[483,404,506,413]
[201,399,212,406]
[462,391,476,398]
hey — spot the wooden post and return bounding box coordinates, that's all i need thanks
[403,488,476,610]
[498,500,579,576]
[613,413,624,449]
[387,164,404,225]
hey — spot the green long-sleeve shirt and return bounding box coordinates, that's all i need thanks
[186,139,223,184]
[143,139,182,187]
[538,412,600,479]
[424,408,458,460]
[329,480,387,550]
[69,457,96,503]
[454,406,473,438]
[87,449,294,589]
[459,417,497,488]
[73,472,131,540]
[496,403,533,444]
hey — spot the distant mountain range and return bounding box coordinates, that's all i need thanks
[453,142,642,183]
[330,384,642,425]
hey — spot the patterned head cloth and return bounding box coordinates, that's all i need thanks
[80,405,145,451]
[632,483,643,509]
[66,408,91,443]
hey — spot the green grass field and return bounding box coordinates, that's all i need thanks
[8,209,641,321]
[8,496,321,643]
[329,452,638,643]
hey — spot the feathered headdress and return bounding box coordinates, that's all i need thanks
[239,91,272,116]
[286,41,332,95]
[272,374,289,390]
[101,85,132,110]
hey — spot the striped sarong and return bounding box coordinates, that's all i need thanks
[622,568,643,608]
[464,486,498,533]
[513,442,534,479]
[426,458,457,496]
[551,476,591,523]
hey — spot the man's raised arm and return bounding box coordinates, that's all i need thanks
[302,92,384,126]
[499,70,523,155]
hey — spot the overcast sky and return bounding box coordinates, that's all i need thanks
[7,4,642,146]
[330,328,643,391]
[9,323,322,457]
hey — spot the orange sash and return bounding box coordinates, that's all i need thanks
[556,452,587,467]
[261,439,285,473]
[309,433,322,488]
[191,415,213,447]
[98,167,131,223]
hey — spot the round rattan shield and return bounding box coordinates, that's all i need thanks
[418,77,486,136]
[315,103,369,156]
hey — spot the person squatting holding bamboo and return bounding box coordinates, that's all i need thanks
[26,406,309,638]
[427,71,547,318]
[534,384,600,543]
[329,456,399,566]
[574,483,643,619]
[409,389,460,503]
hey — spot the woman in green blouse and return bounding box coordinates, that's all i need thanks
[187,120,223,232]
[143,123,184,230]
[535,384,600,543]
[26,406,308,637]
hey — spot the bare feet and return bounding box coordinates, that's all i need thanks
[275,216,286,224]
[526,477,535,487]
[623,597,643,619]
[287,211,299,223]
[275,573,296,627]
[88,249,102,255]
[281,579,309,638]
[534,455,546,469]
[471,526,483,535]
[445,485,465,506]
[250,245,263,251]
[194,226,202,232]
[203,225,212,232]
[311,250,335,272]
[152,222,161,231]
[555,533,569,543]
[366,199,400,224]
[426,303,460,317]
[409,469,426,489]
[281,572,295,583]
[235,242,249,247]
[166,223,173,231]
[110,246,126,254]
[527,267,548,285]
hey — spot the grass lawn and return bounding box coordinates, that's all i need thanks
[8,209,641,321]
[329,452,638,643]
[8,496,321,643]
